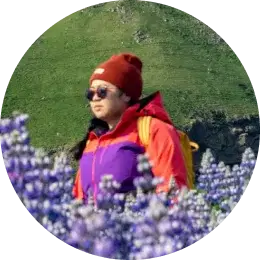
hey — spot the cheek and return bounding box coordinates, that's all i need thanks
[90,103,94,110]
[104,100,115,113]
[96,100,113,115]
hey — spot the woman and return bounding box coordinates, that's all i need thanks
[72,53,187,202]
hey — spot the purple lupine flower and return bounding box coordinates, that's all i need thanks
[1,112,257,259]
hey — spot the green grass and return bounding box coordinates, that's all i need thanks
[1,0,258,151]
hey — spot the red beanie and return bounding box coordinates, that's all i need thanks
[89,53,143,101]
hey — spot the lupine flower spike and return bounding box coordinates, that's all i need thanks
[0,113,256,259]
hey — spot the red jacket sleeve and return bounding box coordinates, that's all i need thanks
[146,118,188,192]
[72,169,84,200]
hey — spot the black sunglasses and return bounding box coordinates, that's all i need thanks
[86,86,108,101]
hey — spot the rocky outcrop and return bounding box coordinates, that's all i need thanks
[184,112,260,170]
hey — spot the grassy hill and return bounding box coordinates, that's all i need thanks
[1,0,258,151]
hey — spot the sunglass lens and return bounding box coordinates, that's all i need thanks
[86,89,94,101]
[97,87,107,99]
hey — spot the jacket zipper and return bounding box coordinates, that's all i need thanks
[90,127,116,203]
[92,137,101,204]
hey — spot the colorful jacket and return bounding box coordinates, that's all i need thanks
[73,91,187,201]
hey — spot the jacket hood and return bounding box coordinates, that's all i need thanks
[135,91,173,125]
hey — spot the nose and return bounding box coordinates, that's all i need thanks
[92,91,101,101]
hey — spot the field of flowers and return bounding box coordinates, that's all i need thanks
[0,112,256,260]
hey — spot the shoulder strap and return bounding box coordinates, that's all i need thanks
[137,116,152,147]
[138,116,199,152]
[189,141,199,152]
[177,130,199,152]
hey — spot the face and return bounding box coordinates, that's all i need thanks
[87,80,130,121]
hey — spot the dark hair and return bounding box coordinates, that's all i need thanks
[70,118,108,161]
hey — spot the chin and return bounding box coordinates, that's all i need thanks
[94,112,106,120]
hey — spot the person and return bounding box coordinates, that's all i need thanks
[72,52,187,202]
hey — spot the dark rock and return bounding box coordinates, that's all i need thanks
[238,133,248,146]
[248,135,259,148]
[231,127,244,135]
[187,111,259,171]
